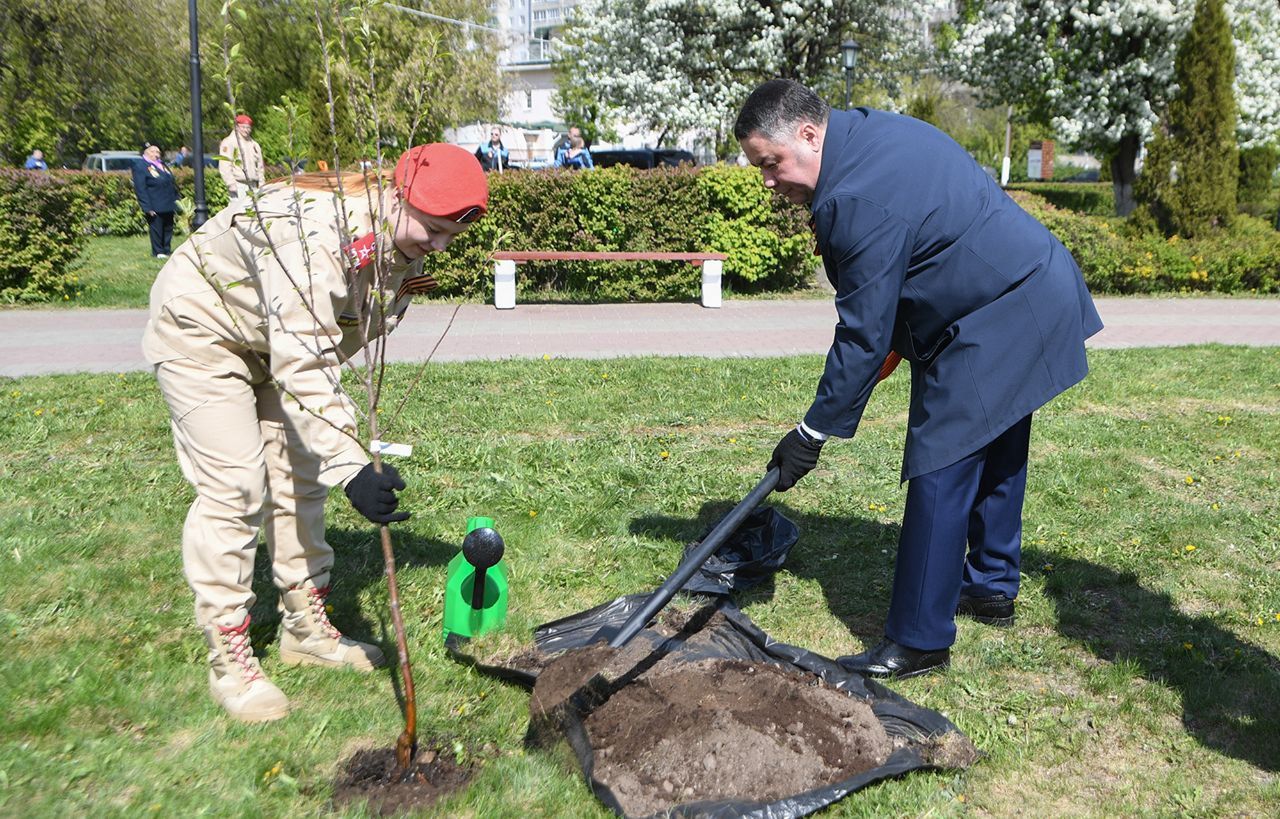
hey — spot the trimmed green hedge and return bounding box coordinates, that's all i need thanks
[44,169,230,237]
[0,170,88,303]
[1010,189,1280,293]
[4,162,1275,305]
[419,165,813,301]
[1006,181,1115,217]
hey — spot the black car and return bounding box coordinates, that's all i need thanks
[591,148,696,169]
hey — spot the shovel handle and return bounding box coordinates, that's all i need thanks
[608,468,780,648]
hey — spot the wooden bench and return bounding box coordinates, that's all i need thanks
[490,251,729,309]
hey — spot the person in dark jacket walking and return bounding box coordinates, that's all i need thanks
[132,143,179,258]
[738,79,1102,679]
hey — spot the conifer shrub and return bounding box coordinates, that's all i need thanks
[1136,0,1238,237]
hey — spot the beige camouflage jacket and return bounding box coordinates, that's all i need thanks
[142,183,437,487]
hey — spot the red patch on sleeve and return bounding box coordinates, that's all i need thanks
[343,232,377,271]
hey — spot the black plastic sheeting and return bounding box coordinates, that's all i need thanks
[448,507,976,818]
[679,508,799,597]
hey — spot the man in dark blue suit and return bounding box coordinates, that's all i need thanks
[737,79,1102,679]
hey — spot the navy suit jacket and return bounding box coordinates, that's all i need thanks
[132,161,178,214]
[806,109,1102,480]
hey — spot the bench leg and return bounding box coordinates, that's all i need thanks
[700,259,722,308]
[494,259,517,309]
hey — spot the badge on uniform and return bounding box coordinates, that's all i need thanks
[343,232,378,272]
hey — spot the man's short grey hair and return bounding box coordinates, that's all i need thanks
[734,79,830,142]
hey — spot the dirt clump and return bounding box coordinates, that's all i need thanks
[583,658,891,816]
[332,745,471,816]
[529,642,619,717]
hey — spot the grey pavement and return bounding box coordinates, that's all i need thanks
[3,297,1280,378]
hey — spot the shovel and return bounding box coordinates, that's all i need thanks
[602,468,781,648]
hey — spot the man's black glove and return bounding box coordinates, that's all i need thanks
[767,427,824,491]
[344,462,410,524]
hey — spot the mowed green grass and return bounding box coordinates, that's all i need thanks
[1,349,1278,816]
[67,234,171,309]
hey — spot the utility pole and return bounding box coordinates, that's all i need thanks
[1000,106,1013,187]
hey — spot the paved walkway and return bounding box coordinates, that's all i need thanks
[3,297,1279,378]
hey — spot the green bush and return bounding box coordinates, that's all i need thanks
[172,168,229,232]
[45,169,229,237]
[1009,189,1280,294]
[1237,146,1278,217]
[51,171,145,236]
[1005,182,1115,217]
[420,165,812,301]
[0,170,88,302]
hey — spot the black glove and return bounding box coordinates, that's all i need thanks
[344,462,410,524]
[766,427,824,491]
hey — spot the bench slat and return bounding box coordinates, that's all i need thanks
[492,251,726,263]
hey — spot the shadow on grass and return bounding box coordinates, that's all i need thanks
[630,501,1280,772]
[1026,546,1280,772]
[627,498,901,647]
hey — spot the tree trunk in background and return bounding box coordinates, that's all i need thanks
[1111,133,1140,216]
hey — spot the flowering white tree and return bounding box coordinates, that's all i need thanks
[948,0,1280,215]
[558,0,945,153]
[1233,0,1280,150]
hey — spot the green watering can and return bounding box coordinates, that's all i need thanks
[442,516,508,641]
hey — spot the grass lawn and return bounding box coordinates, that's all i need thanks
[1,348,1278,816]
[65,234,172,309]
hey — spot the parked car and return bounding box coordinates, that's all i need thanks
[81,151,141,172]
[1059,168,1102,183]
[590,148,696,169]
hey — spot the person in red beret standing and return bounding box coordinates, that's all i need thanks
[218,114,265,209]
[142,144,488,722]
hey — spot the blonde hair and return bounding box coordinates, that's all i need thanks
[266,169,394,193]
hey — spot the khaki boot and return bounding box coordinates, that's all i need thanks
[279,584,385,671]
[204,615,290,723]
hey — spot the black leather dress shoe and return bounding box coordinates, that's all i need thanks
[956,593,1015,626]
[837,638,950,679]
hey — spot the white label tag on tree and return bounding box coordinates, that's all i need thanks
[370,440,413,458]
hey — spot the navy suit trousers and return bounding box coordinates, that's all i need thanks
[885,414,1032,651]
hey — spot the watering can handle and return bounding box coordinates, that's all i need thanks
[607,468,781,649]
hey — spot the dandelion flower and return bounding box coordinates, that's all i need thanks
[728,437,737,444]
[660,451,670,459]
[1184,476,1195,485]
[542,354,551,361]
[529,510,537,517]
[1185,544,1197,553]
[1183,642,1194,650]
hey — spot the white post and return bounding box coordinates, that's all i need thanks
[494,259,517,309]
[700,259,723,308]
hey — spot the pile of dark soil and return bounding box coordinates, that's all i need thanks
[533,645,893,817]
[456,596,979,817]
[332,745,471,816]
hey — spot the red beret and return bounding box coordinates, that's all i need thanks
[235,114,253,125]
[394,143,489,222]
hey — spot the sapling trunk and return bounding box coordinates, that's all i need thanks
[371,452,418,772]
